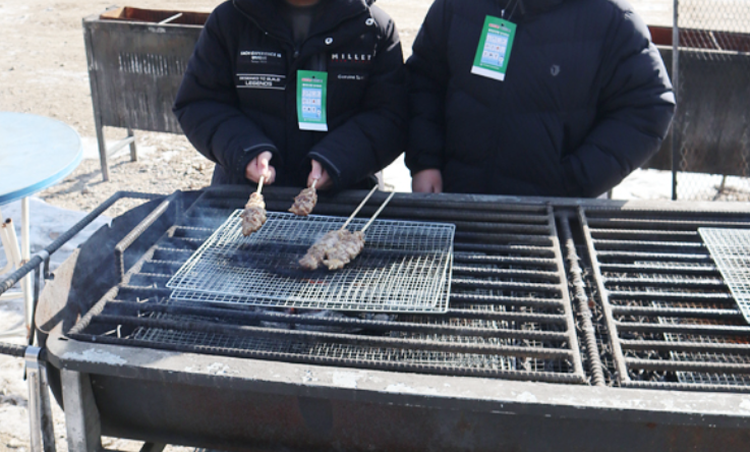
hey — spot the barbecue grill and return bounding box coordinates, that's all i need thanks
[4,185,750,452]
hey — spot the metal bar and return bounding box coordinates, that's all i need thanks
[158,13,182,25]
[448,293,564,309]
[111,300,569,331]
[451,265,561,282]
[25,346,56,452]
[559,215,606,386]
[105,135,136,156]
[587,229,699,240]
[0,342,27,358]
[591,239,704,250]
[140,443,166,452]
[603,277,726,290]
[453,253,558,269]
[611,306,741,320]
[595,251,711,261]
[455,231,552,246]
[66,333,586,384]
[21,197,32,342]
[110,301,566,338]
[451,221,552,235]
[362,197,549,214]
[671,0,680,200]
[546,208,585,381]
[578,207,631,383]
[616,322,750,336]
[626,358,750,374]
[0,191,161,297]
[445,309,567,324]
[114,194,175,281]
[61,370,102,452]
[450,278,561,294]
[620,339,750,354]
[26,347,44,452]
[88,314,574,356]
[622,379,750,393]
[607,291,733,303]
[83,18,109,181]
[127,127,138,162]
[453,243,554,257]
[599,263,717,275]
[586,218,750,230]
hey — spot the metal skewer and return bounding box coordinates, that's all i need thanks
[340,185,379,230]
[361,191,396,233]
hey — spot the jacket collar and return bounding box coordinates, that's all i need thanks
[232,0,373,41]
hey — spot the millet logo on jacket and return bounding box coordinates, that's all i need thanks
[331,53,373,63]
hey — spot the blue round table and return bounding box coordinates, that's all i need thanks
[0,111,82,338]
[0,112,83,205]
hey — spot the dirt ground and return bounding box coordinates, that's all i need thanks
[0,0,671,451]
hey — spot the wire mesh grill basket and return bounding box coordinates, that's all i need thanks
[167,211,455,313]
[699,227,750,324]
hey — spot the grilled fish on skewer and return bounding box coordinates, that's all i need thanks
[289,179,318,216]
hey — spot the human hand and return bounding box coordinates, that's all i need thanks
[411,169,443,193]
[245,151,276,184]
[308,159,333,190]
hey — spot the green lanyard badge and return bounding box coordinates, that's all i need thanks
[297,70,328,132]
[471,16,517,82]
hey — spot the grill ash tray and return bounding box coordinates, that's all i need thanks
[167,211,455,313]
[699,227,750,324]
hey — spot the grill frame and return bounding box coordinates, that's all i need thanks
[30,187,750,451]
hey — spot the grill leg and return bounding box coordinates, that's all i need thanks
[26,347,56,452]
[61,370,102,452]
[139,442,166,452]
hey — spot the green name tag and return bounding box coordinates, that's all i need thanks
[471,16,517,82]
[297,70,328,132]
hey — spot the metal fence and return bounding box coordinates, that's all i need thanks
[669,0,750,200]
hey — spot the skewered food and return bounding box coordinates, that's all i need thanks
[289,186,317,216]
[240,192,266,236]
[299,229,365,271]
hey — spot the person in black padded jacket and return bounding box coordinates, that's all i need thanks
[173,0,407,192]
[406,0,675,197]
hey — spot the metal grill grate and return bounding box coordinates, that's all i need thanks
[581,207,750,391]
[699,228,750,323]
[131,305,516,372]
[167,211,455,313]
[63,189,586,383]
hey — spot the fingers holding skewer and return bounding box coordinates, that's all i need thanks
[245,151,276,185]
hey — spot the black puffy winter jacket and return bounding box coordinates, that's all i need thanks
[406,0,675,197]
[173,0,407,189]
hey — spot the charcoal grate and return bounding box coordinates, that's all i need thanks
[699,228,750,324]
[167,211,455,313]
